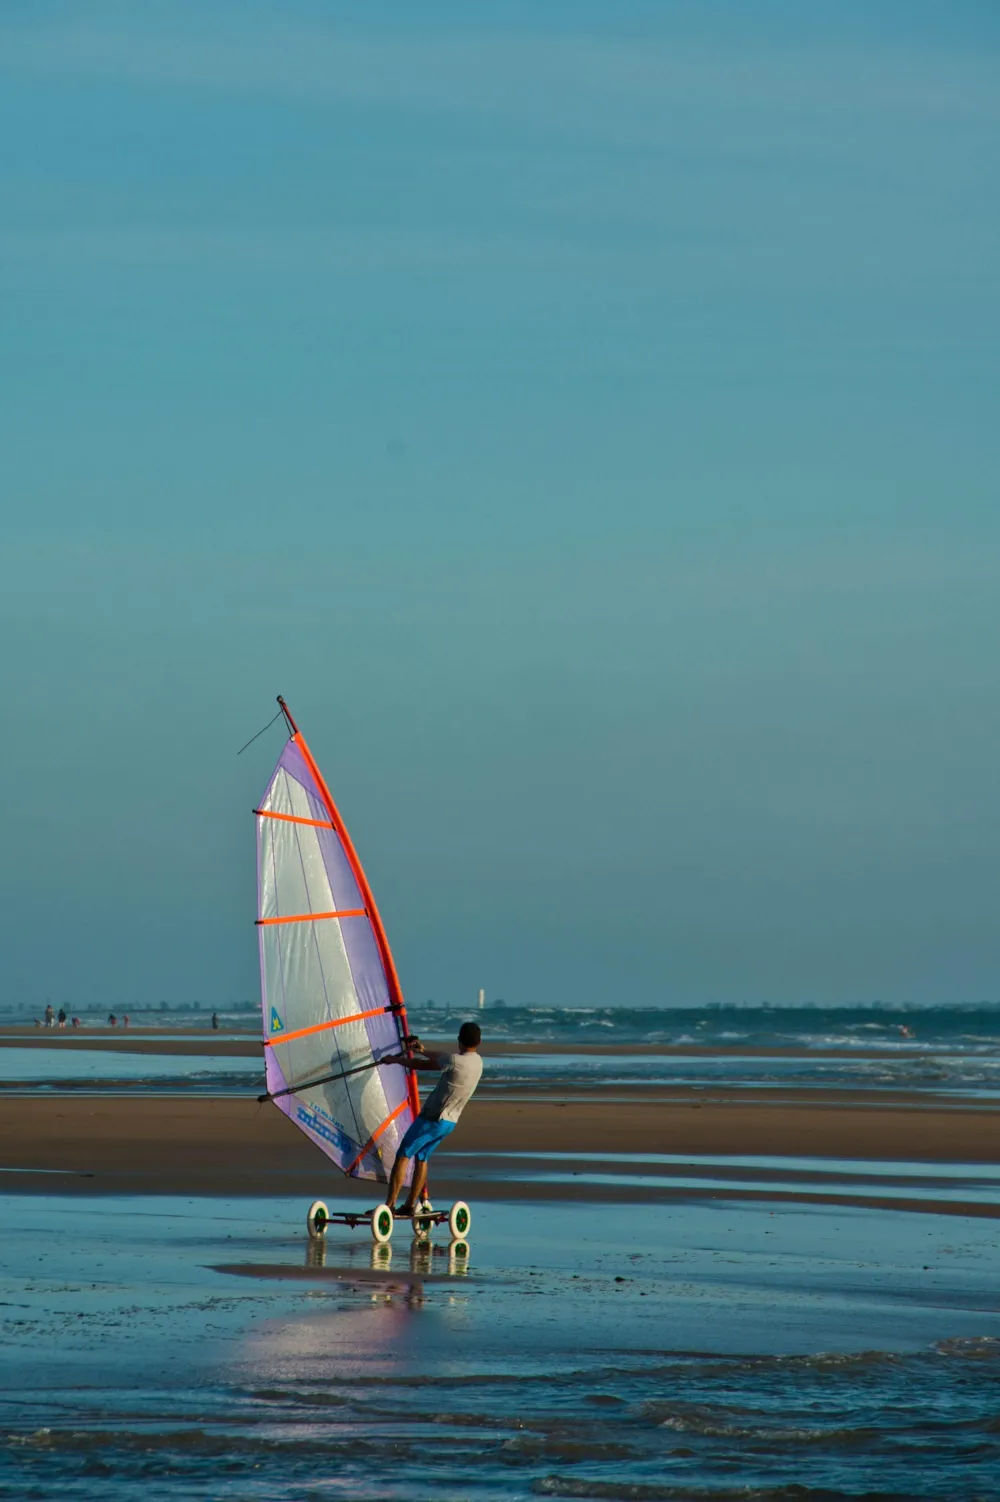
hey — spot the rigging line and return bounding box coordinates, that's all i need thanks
[257,1050,407,1104]
[236,708,285,757]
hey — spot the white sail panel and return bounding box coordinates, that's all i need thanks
[256,732,416,1180]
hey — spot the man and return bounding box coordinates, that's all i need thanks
[383,1022,482,1215]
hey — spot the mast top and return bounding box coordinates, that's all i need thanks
[277,695,299,737]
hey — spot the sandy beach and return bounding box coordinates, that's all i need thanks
[4,1069,1000,1218]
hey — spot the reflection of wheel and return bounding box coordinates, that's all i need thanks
[371,1205,394,1244]
[307,1200,329,1239]
[448,1201,471,1238]
[447,1239,470,1274]
[410,1241,433,1274]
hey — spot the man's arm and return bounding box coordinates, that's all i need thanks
[380,1037,445,1071]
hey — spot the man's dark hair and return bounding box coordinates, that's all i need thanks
[458,1021,482,1049]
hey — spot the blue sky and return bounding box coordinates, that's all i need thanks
[2,2,999,1010]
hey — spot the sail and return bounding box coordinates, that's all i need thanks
[255,710,419,1181]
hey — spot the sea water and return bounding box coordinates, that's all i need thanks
[4,1033,1000,1096]
[8,1000,1000,1044]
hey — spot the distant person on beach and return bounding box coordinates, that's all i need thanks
[57,1008,66,1029]
[44,1004,54,1028]
[123,1014,130,1028]
[71,1017,81,1029]
[382,1022,483,1215]
[108,1013,117,1027]
[211,1012,219,1030]
[898,1024,914,1040]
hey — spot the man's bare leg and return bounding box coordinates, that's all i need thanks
[385,1151,410,1211]
[401,1159,429,1213]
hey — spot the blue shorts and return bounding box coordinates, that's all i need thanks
[397,1115,456,1162]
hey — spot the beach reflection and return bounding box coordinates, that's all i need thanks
[301,1233,468,1278]
[371,1242,392,1272]
[304,1236,326,1269]
[448,1239,471,1275]
[409,1240,433,1278]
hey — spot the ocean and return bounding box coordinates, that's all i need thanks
[13,1000,1000,1049]
[4,1004,1000,1098]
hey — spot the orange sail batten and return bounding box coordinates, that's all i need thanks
[255,909,366,927]
[254,809,336,830]
[264,1006,394,1048]
[345,1099,409,1177]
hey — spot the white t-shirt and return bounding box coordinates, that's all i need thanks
[420,1050,483,1124]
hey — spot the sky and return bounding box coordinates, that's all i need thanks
[2,1,999,1011]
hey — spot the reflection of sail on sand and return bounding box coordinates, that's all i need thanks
[256,697,419,1182]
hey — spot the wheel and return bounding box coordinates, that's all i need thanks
[448,1201,471,1239]
[412,1200,434,1239]
[307,1200,329,1239]
[371,1205,394,1244]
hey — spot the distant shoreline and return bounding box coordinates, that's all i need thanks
[0,1027,949,1061]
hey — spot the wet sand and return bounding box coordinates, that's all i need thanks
[4,1028,998,1219]
[3,1189,1000,1501]
[4,1094,1000,1217]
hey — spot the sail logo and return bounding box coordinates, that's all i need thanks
[270,1007,284,1034]
[296,1104,353,1157]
